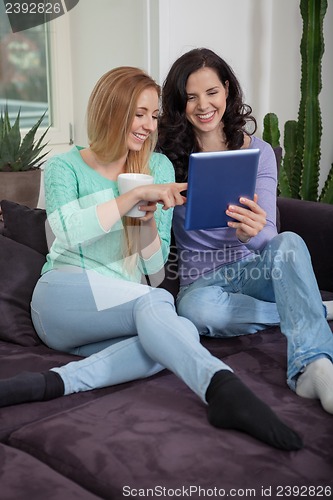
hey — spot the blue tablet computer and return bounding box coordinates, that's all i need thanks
[184,149,260,231]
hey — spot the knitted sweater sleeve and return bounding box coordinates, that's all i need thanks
[44,150,175,278]
[139,153,175,276]
[44,154,119,249]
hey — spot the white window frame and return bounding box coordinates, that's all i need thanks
[22,14,74,148]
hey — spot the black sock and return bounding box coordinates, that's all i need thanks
[0,371,64,407]
[43,371,65,401]
[206,370,303,451]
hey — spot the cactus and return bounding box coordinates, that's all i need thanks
[297,0,325,201]
[320,164,333,204]
[284,120,299,198]
[262,0,333,204]
[262,113,280,148]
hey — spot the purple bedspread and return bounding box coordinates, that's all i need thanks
[2,325,333,500]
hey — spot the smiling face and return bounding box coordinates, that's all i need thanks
[185,67,228,140]
[127,87,159,152]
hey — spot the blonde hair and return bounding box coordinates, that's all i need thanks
[87,66,160,173]
[87,67,160,273]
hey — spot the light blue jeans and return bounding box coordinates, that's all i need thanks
[176,232,333,390]
[31,269,229,402]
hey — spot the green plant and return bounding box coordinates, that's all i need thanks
[263,0,333,203]
[0,106,49,172]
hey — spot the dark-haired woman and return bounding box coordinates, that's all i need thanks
[158,48,333,415]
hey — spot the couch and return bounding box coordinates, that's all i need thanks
[0,197,332,500]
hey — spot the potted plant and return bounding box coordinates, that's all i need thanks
[0,106,49,208]
[263,0,333,204]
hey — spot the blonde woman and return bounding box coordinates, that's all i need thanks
[0,67,302,451]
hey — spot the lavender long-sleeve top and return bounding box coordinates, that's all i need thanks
[172,136,278,286]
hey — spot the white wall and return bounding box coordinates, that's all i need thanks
[66,0,152,147]
[53,0,332,188]
[156,0,332,188]
[157,0,273,109]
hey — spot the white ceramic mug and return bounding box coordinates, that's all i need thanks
[117,173,154,217]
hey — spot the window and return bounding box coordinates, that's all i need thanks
[0,2,73,145]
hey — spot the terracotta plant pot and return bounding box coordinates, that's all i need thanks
[0,169,41,208]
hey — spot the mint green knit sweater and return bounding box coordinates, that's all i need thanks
[42,146,175,282]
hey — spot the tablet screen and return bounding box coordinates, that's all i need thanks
[184,149,260,230]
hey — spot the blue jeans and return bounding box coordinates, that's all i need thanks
[177,232,333,390]
[31,268,229,402]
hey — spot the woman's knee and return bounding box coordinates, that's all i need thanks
[148,288,200,340]
[177,286,228,332]
[270,231,307,253]
[265,232,311,267]
[136,286,175,311]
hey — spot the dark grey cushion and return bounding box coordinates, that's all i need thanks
[1,199,49,256]
[0,235,45,346]
[278,197,333,293]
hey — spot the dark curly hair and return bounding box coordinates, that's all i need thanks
[157,48,257,182]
